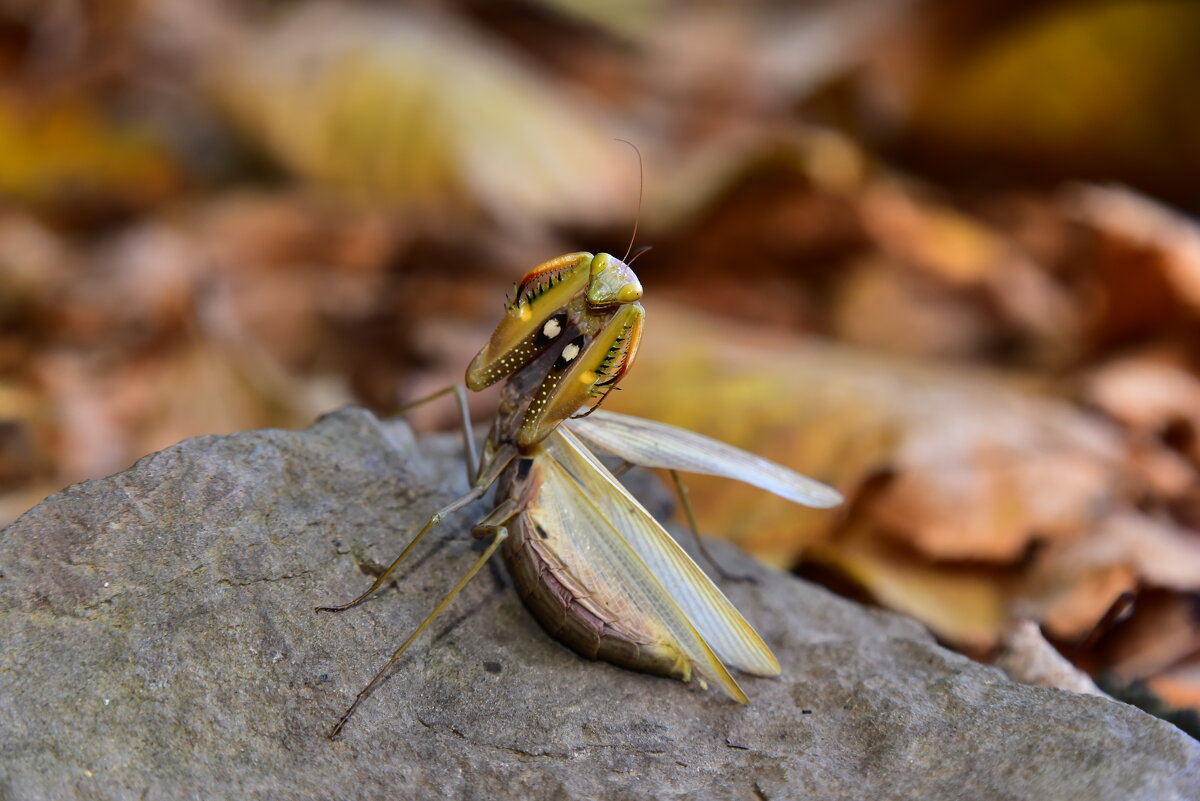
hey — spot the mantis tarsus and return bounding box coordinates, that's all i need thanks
[317,250,842,738]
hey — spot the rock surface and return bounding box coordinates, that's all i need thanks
[1,408,1197,801]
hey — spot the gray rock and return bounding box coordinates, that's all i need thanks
[1,407,1197,801]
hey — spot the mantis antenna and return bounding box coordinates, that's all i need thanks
[626,244,653,267]
[614,138,643,264]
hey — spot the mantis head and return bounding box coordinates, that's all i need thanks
[466,251,645,447]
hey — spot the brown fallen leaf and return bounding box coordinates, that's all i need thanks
[1081,352,1200,470]
[1067,185,1200,317]
[858,179,1082,358]
[807,515,1010,651]
[832,255,994,359]
[1147,654,1200,712]
[1019,559,1137,644]
[1103,590,1200,681]
[0,382,45,491]
[1019,510,1200,642]
[611,303,1125,564]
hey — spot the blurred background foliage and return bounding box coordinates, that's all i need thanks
[1,0,1199,733]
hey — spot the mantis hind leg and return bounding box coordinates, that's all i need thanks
[608,460,755,583]
[667,469,755,584]
[327,499,520,739]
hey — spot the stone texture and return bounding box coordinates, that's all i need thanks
[1,407,1197,801]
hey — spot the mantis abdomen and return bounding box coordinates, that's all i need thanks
[497,452,700,686]
[503,506,693,683]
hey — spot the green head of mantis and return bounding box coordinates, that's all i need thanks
[585,252,643,305]
[465,251,645,448]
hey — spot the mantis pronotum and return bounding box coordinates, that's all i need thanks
[317,250,842,738]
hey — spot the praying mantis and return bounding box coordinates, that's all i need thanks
[317,249,842,738]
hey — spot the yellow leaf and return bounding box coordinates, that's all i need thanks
[0,91,178,213]
[212,5,633,226]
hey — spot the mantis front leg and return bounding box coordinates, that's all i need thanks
[326,497,521,739]
[316,445,515,613]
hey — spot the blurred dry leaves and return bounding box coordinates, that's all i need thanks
[1,0,1199,729]
[210,4,637,231]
